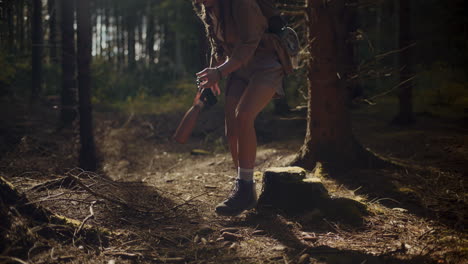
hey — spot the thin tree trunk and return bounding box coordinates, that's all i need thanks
[345,0,362,104]
[25,1,32,50]
[127,14,136,69]
[174,8,185,77]
[146,3,155,65]
[116,12,124,68]
[104,0,111,61]
[76,0,97,171]
[48,0,58,62]
[16,0,25,52]
[392,0,414,125]
[59,0,77,129]
[292,0,374,170]
[31,0,43,102]
[6,1,14,52]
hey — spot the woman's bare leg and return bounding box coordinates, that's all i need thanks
[235,82,276,169]
[224,78,247,168]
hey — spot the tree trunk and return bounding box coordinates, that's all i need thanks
[174,8,185,77]
[6,1,14,52]
[16,0,25,52]
[291,0,374,171]
[116,11,125,69]
[104,0,112,61]
[48,0,58,62]
[344,1,362,104]
[146,2,156,65]
[31,0,43,102]
[392,0,414,125]
[127,14,136,69]
[59,0,77,129]
[76,0,97,171]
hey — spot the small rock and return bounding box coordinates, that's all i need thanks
[252,230,266,236]
[272,245,286,251]
[298,254,310,264]
[220,227,239,233]
[198,225,214,235]
[222,232,242,241]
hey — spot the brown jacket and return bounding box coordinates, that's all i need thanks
[209,0,293,75]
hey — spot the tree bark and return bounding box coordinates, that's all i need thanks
[104,0,112,61]
[292,0,374,171]
[392,0,414,125]
[59,0,77,129]
[127,13,136,69]
[6,0,14,52]
[31,0,43,102]
[146,3,156,65]
[16,0,26,52]
[48,0,59,62]
[76,0,97,171]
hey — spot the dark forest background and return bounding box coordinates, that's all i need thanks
[0,0,466,117]
[0,1,467,263]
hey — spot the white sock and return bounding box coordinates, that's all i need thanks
[238,167,254,182]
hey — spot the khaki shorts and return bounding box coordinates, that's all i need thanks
[225,51,285,99]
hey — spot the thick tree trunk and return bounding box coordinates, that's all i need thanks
[59,0,77,129]
[392,0,414,125]
[76,0,97,171]
[31,0,43,102]
[292,0,373,170]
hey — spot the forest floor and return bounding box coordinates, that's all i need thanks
[0,98,467,264]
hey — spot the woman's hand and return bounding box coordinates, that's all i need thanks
[196,67,222,95]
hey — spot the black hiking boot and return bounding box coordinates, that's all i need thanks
[215,179,257,216]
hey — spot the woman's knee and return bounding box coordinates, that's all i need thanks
[235,108,256,128]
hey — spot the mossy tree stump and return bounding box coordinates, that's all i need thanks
[257,167,368,225]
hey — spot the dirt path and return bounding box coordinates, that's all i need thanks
[92,109,466,264]
[1,103,466,264]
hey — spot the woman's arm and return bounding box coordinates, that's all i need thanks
[197,0,267,89]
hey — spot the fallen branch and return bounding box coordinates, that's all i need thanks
[0,256,30,264]
[67,172,208,215]
[361,75,417,103]
[66,173,132,209]
[74,201,96,236]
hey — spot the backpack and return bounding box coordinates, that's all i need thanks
[256,0,300,58]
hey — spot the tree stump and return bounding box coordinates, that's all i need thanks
[257,167,368,225]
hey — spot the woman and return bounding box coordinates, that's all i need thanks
[194,0,292,216]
